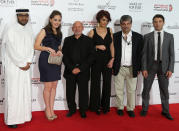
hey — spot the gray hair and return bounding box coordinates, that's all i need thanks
[120,15,132,24]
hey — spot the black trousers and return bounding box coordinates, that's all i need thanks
[66,72,89,113]
[142,62,169,113]
[89,56,112,111]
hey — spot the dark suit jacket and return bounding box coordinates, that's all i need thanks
[113,31,143,77]
[62,34,95,79]
[141,31,175,73]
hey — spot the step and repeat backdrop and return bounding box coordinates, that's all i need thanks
[0,0,179,113]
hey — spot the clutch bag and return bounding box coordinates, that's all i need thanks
[48,54,63,65]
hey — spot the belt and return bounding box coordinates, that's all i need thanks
[154,60,162,64]
[122,65,132,68]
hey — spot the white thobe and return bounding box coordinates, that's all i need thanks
[2,23,34,125]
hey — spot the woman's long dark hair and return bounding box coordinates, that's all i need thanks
[44,10,62,38]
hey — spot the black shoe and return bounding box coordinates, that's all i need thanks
[95,110,101,115]
[117,110,124,116]
[80,112,87,118]
[103,109,110,114]
[140,110,148,116]
[66,111,76,117]
[8,125,17,128]
[127,111,135,117]
[161,112,174,120]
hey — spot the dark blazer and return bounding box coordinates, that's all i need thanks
[62,34,95,79]
[141,31,175,73]
[113,31,143,77]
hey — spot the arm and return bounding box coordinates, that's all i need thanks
[107,28,115,68]
[34,29,56,55]
[137,35,144,72]
[62,38,76,71]
[141,35,148,78]
[168,34,175,73]
[5,30,30,67]
[141,35,148,71]
[78,38,95,72]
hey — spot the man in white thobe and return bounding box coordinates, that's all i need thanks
[1,9,34,128]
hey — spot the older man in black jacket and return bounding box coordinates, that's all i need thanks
[62,21,95,118]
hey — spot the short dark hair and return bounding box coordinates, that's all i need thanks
[96,10,111,23]
[120,15,132,24]
[153,14,165,22]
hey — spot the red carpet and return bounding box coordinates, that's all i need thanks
[0,104,179,131]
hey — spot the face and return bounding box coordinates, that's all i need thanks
[153,17,164,31]
[17,13,29,26]
[50,15,62,29]
[72,22,84,36]
[99,16,109,27]
[120,20,132,34]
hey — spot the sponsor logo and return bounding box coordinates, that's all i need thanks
[0,98,5,105]
[55,96,66,101]
[62,22,73,27]
[169,92,177,95]
[31,0,55,6]
[68,0,85,12]
[1,78,5,86]
[82,21,97,28]
[129,2,143,12]
[0,18,3,25]
[31,98,36,102]
[167,23,179,29]
[0,0,16,7]
[154,4,173,12]
[32,78,42,84]
[97,0,116,10]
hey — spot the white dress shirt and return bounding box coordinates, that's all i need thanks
[121,31,132,66]
[154,30,164,61]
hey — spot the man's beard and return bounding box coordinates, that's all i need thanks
[18,20,28,26]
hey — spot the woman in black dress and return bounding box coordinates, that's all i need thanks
[88,10,114,115]
[34,10,62,120]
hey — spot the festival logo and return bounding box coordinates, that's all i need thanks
[129,2,143,12]
[32,78,42,84]
[67,0,85,12]
[31,0,55,7]
[97,0,116,10]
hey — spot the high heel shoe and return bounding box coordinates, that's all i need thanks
[45,109,54,121]
[52,114,58,119]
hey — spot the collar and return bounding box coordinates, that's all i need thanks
[122,30,132,37]
[154,29,164,35]
[72,34,84,40]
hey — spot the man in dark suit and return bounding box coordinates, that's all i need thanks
[113,15,143,117]
[140,14,175,120]
[62,21,94,118]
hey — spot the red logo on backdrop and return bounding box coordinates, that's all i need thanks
[154,4,173,12]
[50,0,55,6]
[169,4,173,12]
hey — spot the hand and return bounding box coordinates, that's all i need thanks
[47,48,56,56]
[56,50,63,56]
[107,58,114,68]
[72,68,81,75]
[142,70,148,78]
[96,45,106,51]
[20,63,31,71]
[166,71,172,79]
